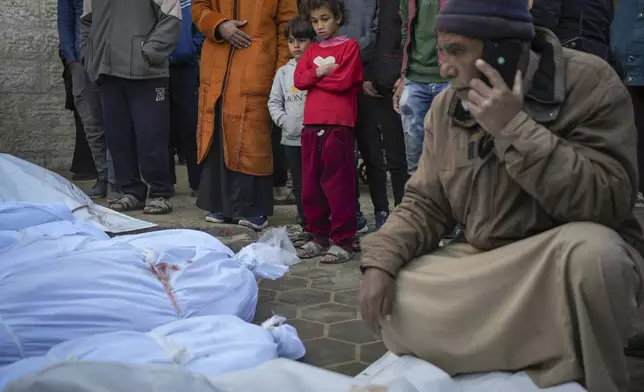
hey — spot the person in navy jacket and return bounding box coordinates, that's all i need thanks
[168,0,205,197]
[57,0,118,200]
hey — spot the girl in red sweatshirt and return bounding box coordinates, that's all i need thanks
[294,0,363,263]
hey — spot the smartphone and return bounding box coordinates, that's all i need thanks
[481,39,522,88]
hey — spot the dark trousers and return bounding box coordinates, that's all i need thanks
[70,108,97,175]
[284,145,305,223]
[629,86,644,193]
[98,76,173,200]
[355,92,390,213]
[272,123,288,187]
[168,63,201,191]
[302,126,356,248]
[377,90,410,205]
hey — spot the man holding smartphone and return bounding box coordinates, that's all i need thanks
[360,0,644,391]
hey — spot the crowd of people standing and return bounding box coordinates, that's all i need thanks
[58,0,644,248]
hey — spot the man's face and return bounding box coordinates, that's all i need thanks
[437,32,484,100]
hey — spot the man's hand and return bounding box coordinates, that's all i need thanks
[467,59,524,136]
[362,81,383,98]
[360,267,396,333]
[393,78,403,113]
[217,20,252,49]
[316,63,338,78]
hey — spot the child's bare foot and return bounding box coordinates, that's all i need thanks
[320,245,354,264]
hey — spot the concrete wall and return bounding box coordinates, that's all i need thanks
[0,0,74,170]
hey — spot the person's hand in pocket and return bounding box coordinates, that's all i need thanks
[362,81,383,98]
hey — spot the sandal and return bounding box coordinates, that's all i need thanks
[108,194,143,212]
[291,232,314,248]
[143,197,173,215]
[320,245,354,264]
[296,240,327,259]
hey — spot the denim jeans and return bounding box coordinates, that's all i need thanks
[399,79,448,173]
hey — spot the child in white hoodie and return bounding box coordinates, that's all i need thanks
[268,15,316,229]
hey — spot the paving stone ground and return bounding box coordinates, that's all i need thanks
[75,168,644,387]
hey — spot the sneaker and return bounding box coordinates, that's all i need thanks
[273,187,292,205]
[238,216,269,231]
[375,211,389,230]
[205,212,227,224]
[72,172,97,181]
[106,184,123,203]
[637,192,644,208]
[357,211,369,234]
[84,180,107,199]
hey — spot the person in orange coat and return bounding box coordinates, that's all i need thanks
[192,0,298,230]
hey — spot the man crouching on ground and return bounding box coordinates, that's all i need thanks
[359,0,644,391]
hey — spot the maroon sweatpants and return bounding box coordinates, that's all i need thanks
[301,126,357,248]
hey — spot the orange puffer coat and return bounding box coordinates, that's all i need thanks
[192,0,297,175]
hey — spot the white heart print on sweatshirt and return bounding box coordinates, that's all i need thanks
[313,56,336,67]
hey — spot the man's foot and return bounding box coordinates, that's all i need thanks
[72,172,97,181]
[205,212,228,224]
[320,245,354,264]
[357,211,369,234]
[190,189,199,198]
[375,211,389,230]
[637,192,644,208]
[83,180,107,199]
[143,197,173,215]
[108,194,144,212]
[238,216,269,231]
[106,184,123,203]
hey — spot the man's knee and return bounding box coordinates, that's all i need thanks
[557,222,642,297]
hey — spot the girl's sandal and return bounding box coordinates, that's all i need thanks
[108,194,143,212]
[296,241,327,259]
[320,245,354,264]
[292,232,314,248]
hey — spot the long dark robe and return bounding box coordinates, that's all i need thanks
[196,100,273,218]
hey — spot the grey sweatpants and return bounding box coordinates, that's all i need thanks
[71,64,115,185]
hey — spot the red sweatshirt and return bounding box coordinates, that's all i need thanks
[294,37,363,127]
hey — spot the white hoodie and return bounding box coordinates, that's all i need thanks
[268,59,307,147]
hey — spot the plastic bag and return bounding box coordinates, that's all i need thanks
[234,228,301,279]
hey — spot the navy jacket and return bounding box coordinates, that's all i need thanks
[531,0,614,62]
[367,0,402,91]
[57,0,83,63]
[169,0,205,65]
[612,0,644,85]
